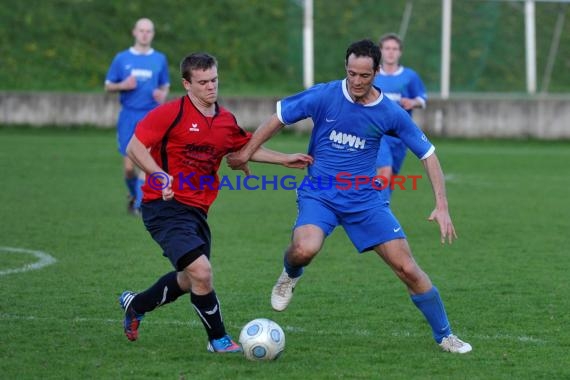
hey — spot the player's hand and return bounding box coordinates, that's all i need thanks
[161,174,174,201]
[226,151,249,170]
[122,76,137,90]
[153,88,168,104]
[399,98,415,111]
[427,208,457,244]
[282,153,313,169]
[238,163,251,176]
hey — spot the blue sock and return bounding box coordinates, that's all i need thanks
[283,254,303,278]
[125,177,138,199]
[411,286,452,343]
[134,178,144,208]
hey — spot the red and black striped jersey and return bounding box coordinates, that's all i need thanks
[135,95,251,213]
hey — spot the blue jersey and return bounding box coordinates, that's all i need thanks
[105,48,170,111]
[374,66,427,176]
[373,66,427,116]
[277,79,433,208]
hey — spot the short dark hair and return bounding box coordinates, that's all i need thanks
[379,33,403,50]
[180,52,218,81]
[345,39,381,72]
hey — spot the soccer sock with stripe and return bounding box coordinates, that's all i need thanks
[191,291,226,340]
[131,271,185,314]
[283,253,304,278]
[410,286,452,343]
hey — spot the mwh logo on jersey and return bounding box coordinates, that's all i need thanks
[131,68,153,80]
[329,130,366,150]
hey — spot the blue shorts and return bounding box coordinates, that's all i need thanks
[117,108,152,156]
[294,189,406,253]
[142,199,211,270]
[376,136,408,174]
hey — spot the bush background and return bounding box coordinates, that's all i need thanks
[2,0,570,95]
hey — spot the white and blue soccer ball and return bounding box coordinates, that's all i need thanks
[239,318,285,361]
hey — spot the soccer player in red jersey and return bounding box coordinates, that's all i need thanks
[118,52,312,353]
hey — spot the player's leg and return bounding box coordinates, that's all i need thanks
[117,109,145,216]
[271,194,336,311]
[176,254,241,353]
[374,239,471,353]
[118,200,193,341]
[343,203,471,353]
[374,238,432,293]
[272,224,326,311]
[119,268,185,341]
[119,199,234,351]
[123,155,140,215]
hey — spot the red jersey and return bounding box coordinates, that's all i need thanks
[135,95,251,213]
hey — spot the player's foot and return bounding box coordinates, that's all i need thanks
[127,196,141,217]
[271,269,301,311]
[207,334,242,353]
[119,291,144,341]
[439,334,472,354]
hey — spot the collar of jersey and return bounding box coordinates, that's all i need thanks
[129,47,155,56]
[342,78,383,107]
[379,66,404,76]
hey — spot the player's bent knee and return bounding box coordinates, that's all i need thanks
[289,243,318,265]
[186,261,212,283]
[400,265,431,290]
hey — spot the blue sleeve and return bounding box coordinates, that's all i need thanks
[105,53,123,83]
[277,84,324,125]
[392,106,433,159]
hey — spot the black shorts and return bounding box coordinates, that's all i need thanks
[142,199,211,271]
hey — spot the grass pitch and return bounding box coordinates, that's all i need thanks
[0,127,568,379]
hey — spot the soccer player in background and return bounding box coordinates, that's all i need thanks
[105,18,170,216]
[374,33,427,202]
[227,39,471,354]
[119,52,312,353]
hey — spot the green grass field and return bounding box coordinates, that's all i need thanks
[0,127,569,379]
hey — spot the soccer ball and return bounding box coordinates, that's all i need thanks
[239,318,285,361]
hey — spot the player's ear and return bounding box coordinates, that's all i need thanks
[182,78,191,90]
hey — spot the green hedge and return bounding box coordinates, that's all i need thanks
[2,0,569,95]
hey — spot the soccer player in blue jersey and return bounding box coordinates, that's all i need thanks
[374,33,427,202]
[227,39,472,354]
[105,18,170,216]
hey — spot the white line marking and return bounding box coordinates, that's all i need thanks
[0,246,57,276]
[0,313,545,344]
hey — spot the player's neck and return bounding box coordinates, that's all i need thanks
[132,43,152,54]
[351,87,380,105]
[381,63,400,74]
[188,93,216,116]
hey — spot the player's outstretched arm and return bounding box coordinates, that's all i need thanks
[250,148,313,169]
[227,114,284,170]
[422,153,457,244]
